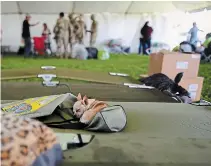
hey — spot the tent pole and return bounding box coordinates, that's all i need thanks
[72,2,75,13]
[125,1,133,15]
[16,2,22,14]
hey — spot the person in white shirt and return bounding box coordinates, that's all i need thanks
[42,23,52,54]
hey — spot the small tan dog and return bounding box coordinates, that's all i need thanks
[73,93,108,124]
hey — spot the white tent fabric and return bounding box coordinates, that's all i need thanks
[1,1,211,53]
[2,1,211,14]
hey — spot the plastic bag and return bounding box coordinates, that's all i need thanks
[72,44,88,60]
[98,48,110,60]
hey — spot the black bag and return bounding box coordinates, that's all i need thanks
[86,47,98,59]
[17,47,25,55]
[205,42,211,56]
[179,41,196,53]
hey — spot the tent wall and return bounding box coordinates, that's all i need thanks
[1,11,211,53]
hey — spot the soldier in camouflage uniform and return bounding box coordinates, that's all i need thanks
[87,14,98,47]
[75,14,87,44]
[53,12,71,58]
[68,13,77,54]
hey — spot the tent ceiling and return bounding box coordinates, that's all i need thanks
[172,1,211,11]
[74,1,131,13]
[1,1,211,14]
[129,1,178,13]
[1,1,19,13]
[18,1,73,14]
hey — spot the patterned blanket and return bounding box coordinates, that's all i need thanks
[1,112,63,166]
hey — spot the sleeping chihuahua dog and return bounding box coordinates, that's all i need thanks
[73,93,108,124]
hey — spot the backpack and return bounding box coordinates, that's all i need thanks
[86,47,98,59]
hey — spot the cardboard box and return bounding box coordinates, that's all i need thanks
[148,52,201,79]
[179,77,204,101]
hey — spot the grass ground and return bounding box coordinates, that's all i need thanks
[1,55,211,101]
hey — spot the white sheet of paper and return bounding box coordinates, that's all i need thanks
[124,83,136,86]
[124,83,141,86]
[116,73,129,77]
[128,85,154,89]
[188,84,198,92]
[109,72,117,76]
[124,83,154,89]
[41,66,56,70]
[176,61,189,69]
[109,72,129,77]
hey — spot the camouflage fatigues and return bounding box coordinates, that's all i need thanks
[53,18,71,58]
[68,13,80,53]
[90,20,98,47]
[75,19,86,44]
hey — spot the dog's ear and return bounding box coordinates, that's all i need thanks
[174,72,183,84]
[77,93,82,101]
[83,95,89,105]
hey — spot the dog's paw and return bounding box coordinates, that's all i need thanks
[80,117,90,124]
